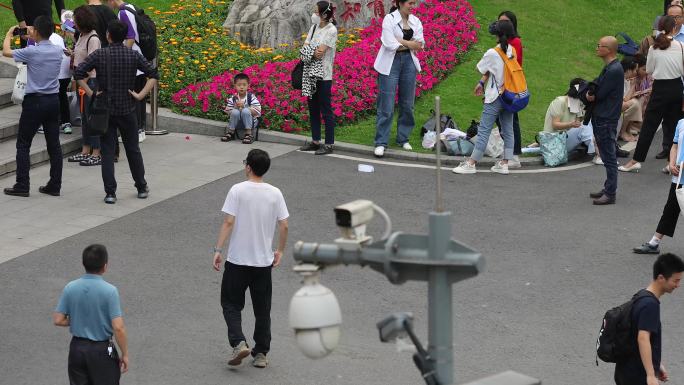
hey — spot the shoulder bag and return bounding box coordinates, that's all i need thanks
[87,48,111,136]
[291,25,317,90]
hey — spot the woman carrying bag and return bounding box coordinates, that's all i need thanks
[298,1,338,156]
[372,0,425,158]
[66,6,102,166]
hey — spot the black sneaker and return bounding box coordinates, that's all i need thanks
[633,243,660,254]
[655,150,669,159]
[616,147,630,158]
[137,186,149,199]
[104,194,117,204]
[39,186,60,196]
[299,142,320,151]
[314,145,333,155]
[4,187,29,197]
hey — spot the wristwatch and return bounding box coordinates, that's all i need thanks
[213,247,223,253]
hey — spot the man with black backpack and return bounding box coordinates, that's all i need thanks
[108,0,157,143]
[608,254,684,385]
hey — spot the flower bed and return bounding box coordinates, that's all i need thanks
[172,0,479,131]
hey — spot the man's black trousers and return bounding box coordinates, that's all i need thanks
[68,337,120,385]
[221,261,272,356]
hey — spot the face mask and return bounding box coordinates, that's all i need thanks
[311,13,321,25]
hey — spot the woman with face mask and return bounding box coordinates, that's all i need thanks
[299,1,338,155]
[372,0,425,158]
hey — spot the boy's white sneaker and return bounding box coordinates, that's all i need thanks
[374,146,385,158]
[402,142,413,151]
[507,156,522,169]
[452,161,476,174]
[491,160,510,175]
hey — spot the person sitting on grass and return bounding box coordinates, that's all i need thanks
[543,78,596,159]
[619,57,642,143]
[221,73,261,144]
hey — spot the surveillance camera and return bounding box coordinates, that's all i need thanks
[289,270,342,359]
[334,200,375,247]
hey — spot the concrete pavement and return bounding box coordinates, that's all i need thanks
[1,134,682,384]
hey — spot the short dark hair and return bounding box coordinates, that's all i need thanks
[246,149,271,177]
[233,73,250,84]
[74,6,98,33]
[653,253,684,280]
[566,77,586,98]
[82,244,108,274]
[33,15,54,39]
[107,20,128,43]
[621,57,637,72]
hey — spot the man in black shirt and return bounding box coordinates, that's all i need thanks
[614,253,684,385]
[587,36,623,205]
[12,0,65,47]
[85,0,117,48]
[74,20,158,204]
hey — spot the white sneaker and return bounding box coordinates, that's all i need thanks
[37,125,44,134]
[452,161,476,174]
[593,156,603,165]
[228,341,251,366]
[138,130,146,143]
[507,156,522,169]
[491,160,510,175]
[402,142,413,151]
[374,146,385,158]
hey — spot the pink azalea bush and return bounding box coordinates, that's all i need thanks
[172,0,479,132]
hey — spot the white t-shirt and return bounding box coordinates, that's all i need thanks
[477,44,513,104]
[118,3,143,75]
[305,23,338,81]
[221,181,289,267]
[646,41,684,80]
[49,33,72,80]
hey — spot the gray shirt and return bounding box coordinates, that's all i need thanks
[13,40,63,94]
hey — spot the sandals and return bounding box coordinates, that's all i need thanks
[242,134,254,144]
[221,132,236,142]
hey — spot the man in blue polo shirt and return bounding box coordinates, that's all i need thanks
[2,16,64,197]
[53,244,129,385]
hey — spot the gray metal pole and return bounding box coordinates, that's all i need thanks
[145,57,168,135]
[434,96,443,213]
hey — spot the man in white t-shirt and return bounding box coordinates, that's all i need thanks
[212,149,289,369]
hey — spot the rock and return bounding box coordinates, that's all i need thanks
[224,0,394,48]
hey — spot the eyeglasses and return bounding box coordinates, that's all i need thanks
[596,44,609,49]
[673,15,684,20]
[242,159,247,165]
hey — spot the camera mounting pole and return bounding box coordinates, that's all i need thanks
[291,97,540,385]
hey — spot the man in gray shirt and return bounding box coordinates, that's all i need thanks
[2,16,64,197]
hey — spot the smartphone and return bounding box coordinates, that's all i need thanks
[12,27,28,36]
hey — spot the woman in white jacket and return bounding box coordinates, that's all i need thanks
[372,0,424,158]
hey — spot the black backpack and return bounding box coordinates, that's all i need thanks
[420,110,456,137]
[595,290,654,365]
[123,4,157,61]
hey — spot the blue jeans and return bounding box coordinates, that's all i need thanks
[375,51,416,147]
[566,123,595,154]
[471,97,514,162]
[228,108,253,132]
[80,78,101,149]
[592,117,618,197]
[15,94,62,191]
[308,80,335,144]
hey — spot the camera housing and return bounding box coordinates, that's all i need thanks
[334,200,374,248]
[12,27,28,36]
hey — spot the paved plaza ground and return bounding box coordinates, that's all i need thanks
[1,133,682,385]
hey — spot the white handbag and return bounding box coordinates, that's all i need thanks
[676,161,684,213]
[11,63,27,105]
[483,126,504,158]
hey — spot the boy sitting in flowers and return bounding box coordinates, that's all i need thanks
[221,73,262,144]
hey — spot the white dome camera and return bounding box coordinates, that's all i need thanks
[289,264,342,359]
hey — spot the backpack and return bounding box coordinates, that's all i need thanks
[123,4,157,61]
[595,290,654,365]
[616,32,639,57]
[494,47,530,113]
[420,110,456,137]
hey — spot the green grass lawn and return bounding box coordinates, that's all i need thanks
[337,0,656,151]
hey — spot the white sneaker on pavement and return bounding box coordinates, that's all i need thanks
[228,341,251,366]
[593,156,603,165]
[374,146,385,158]
[507,156,521,169]
[138,130,146,143]
[402,142,413,151]
[252,353,268,368]
[490,160,510,175]
[452,161,476,174]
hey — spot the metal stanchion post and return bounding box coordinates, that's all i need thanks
[145,58,168,135]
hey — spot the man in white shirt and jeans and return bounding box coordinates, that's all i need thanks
[212,149,289,369]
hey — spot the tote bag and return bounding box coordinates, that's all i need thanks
[11,64,27,104]
[537,131,568,167]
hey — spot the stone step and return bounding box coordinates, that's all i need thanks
[0,78,15,107]
[0,128,82,177]
[0,56,18,79]
[0,105,21,142]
